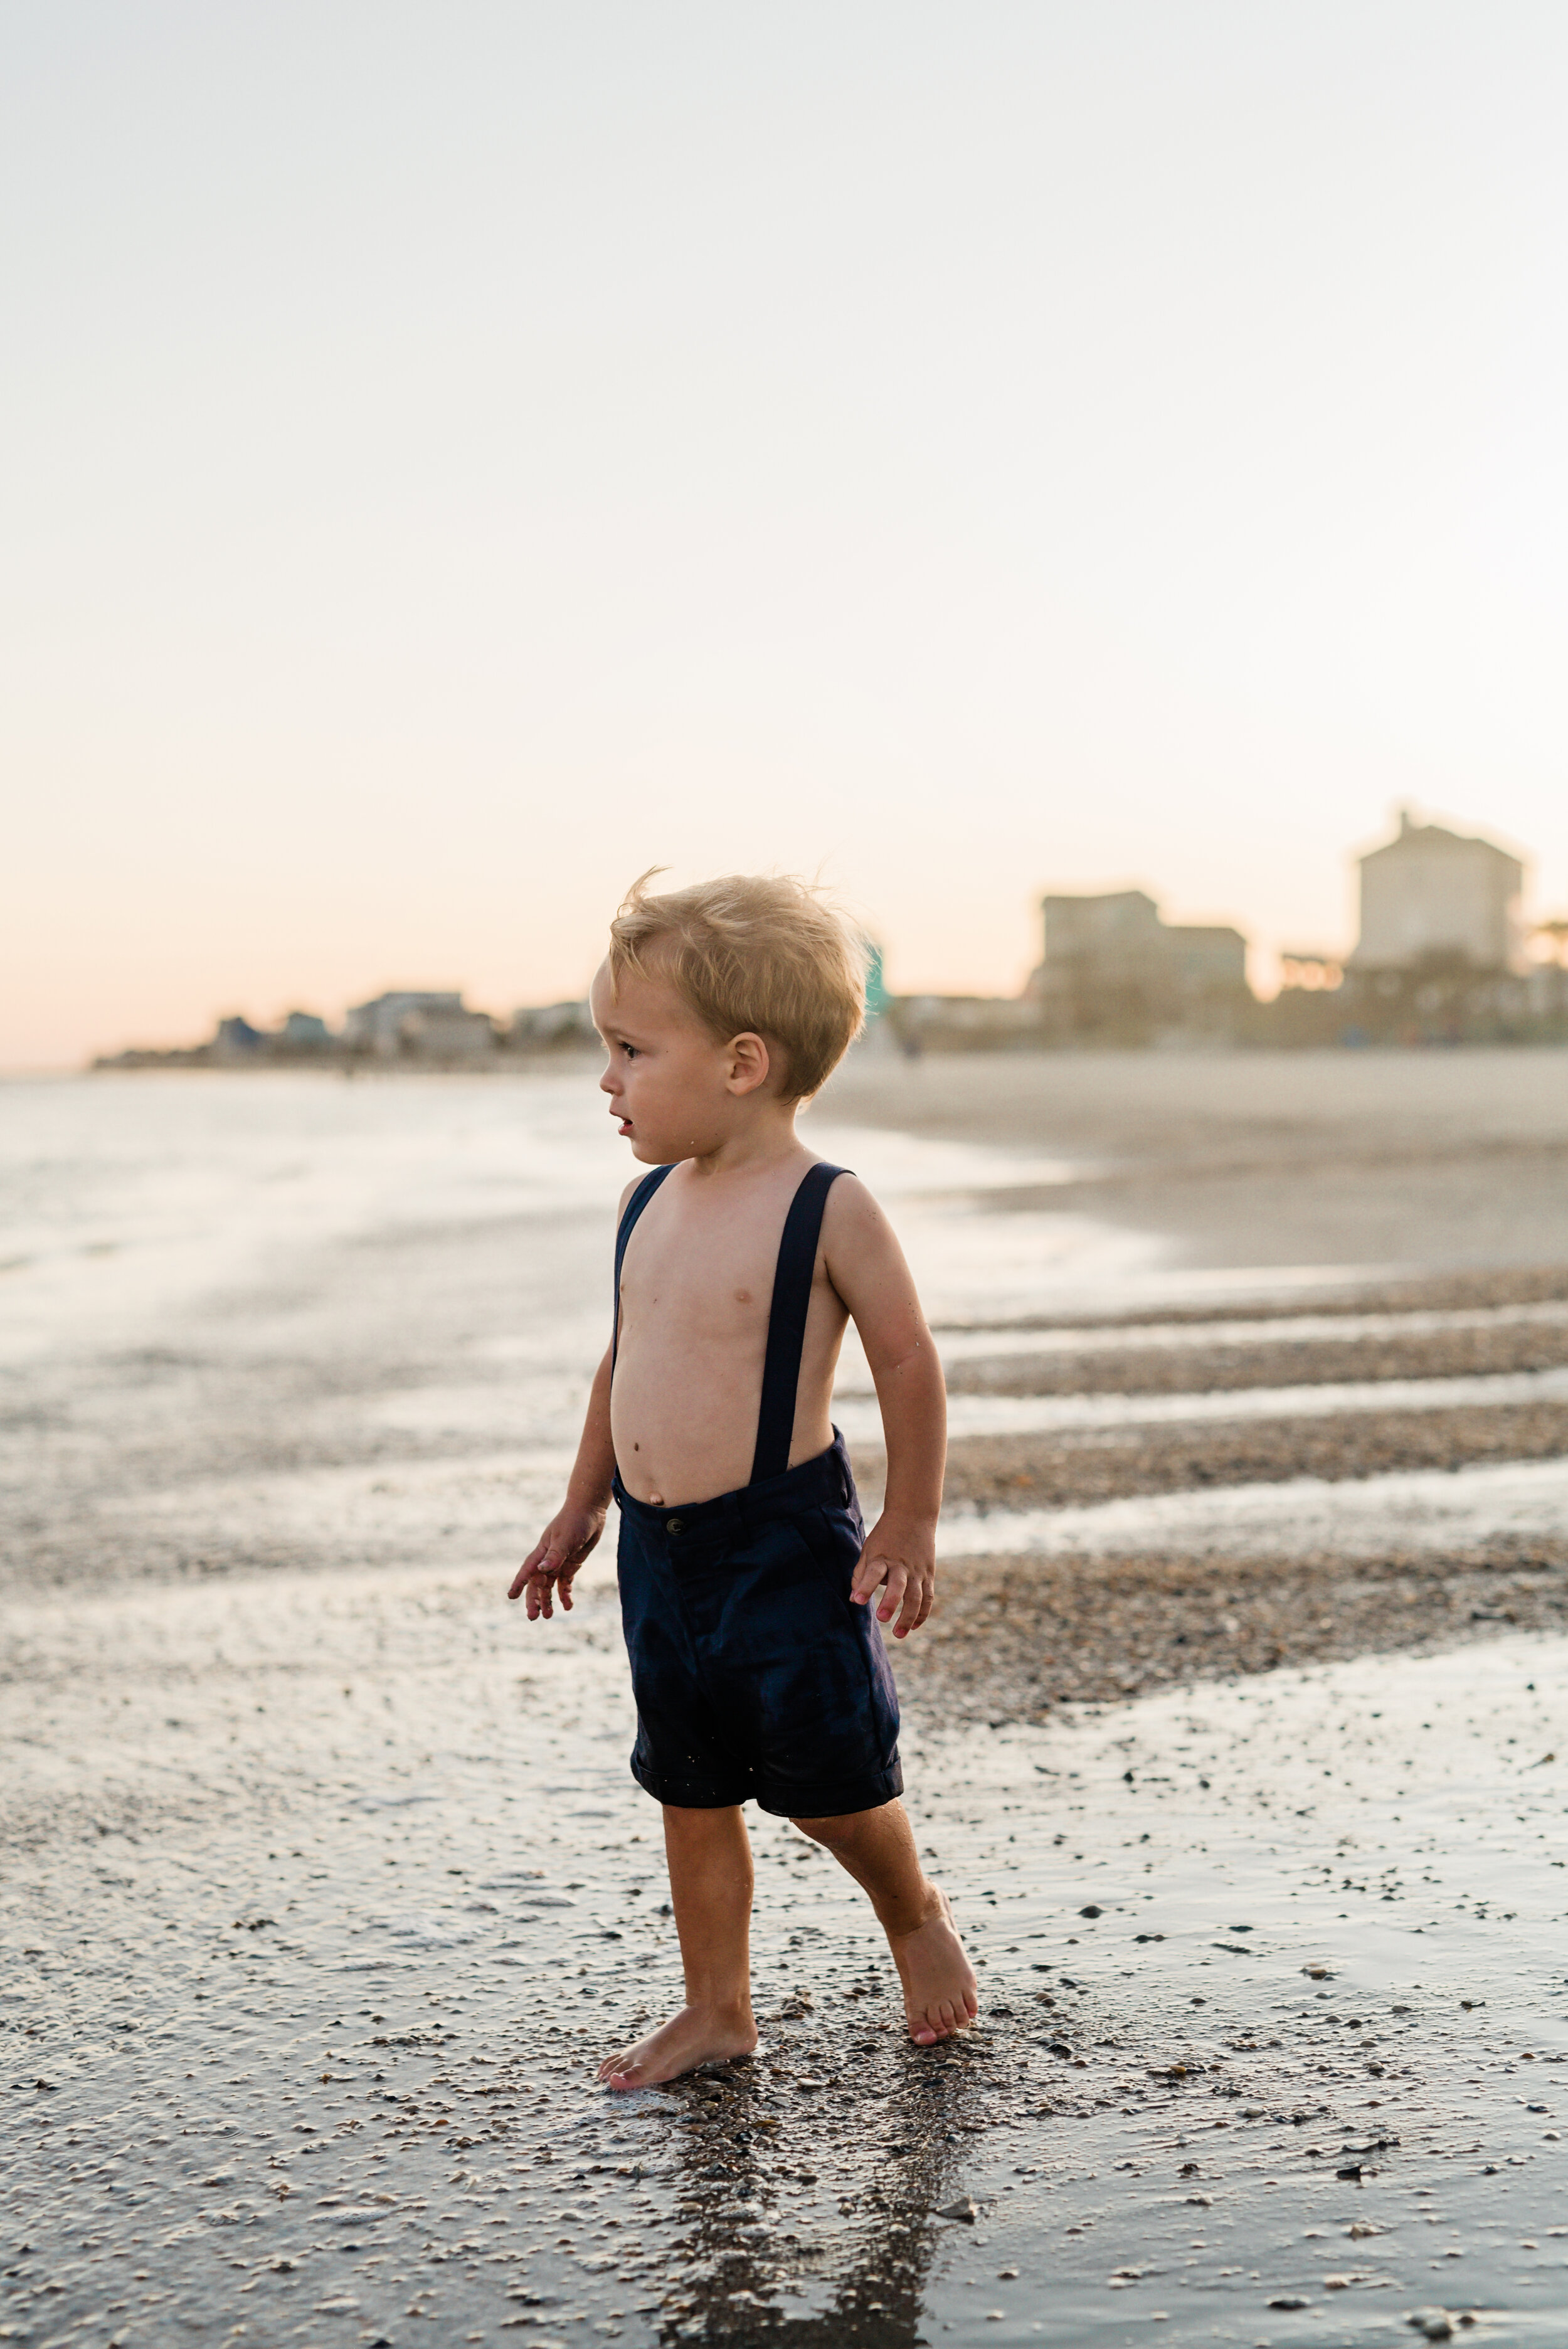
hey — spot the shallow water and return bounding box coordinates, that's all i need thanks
[4,1070,1567,2345]
[938,1455,1568,1567]
[929,1303,1568,1364]
[840,1367,1568,1445]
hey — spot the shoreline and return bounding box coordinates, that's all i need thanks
[8,1058,1568,2341]
[818,1045,1568,1275]
[822,1051,1568,1726]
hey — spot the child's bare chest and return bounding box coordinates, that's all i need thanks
[618,1211,785,1350]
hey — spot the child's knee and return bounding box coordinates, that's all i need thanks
[790,1810,857,1851]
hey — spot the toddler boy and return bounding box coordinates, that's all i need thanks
[509,873,977,2087]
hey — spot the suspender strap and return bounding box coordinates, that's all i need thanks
[612,1165,674,1366]
[749,1162,849,1485]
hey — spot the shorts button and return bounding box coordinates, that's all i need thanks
[666,1515,684,1534]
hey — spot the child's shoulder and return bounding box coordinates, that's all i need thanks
[816,1165,916,1314]
[817,1164,891,1243]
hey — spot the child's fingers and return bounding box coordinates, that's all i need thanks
[892,1574,931,1638]
[849,1550,887,1606]
[874,1561,909,1625]
[514,1546,569,1617]
[507,1537,551,1601]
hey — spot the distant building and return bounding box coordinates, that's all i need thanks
[1270,809,1548,1046]
[398,1003,496,1058]
[1029,889,1251,1042]
[344,991,469,1059]
[213,1014,265,1058]
[278,1009,334,1051]
[891,994,1044,1053]
[1350,810,1526,974]
[507,1000,598,1050]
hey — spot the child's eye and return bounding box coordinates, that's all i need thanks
[620,1042,639,1059]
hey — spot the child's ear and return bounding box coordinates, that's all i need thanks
[726,1031,772,1096]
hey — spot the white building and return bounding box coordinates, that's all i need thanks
[1350,811,1525,973]
[344,990,471,1058]
[398,1004,496,1057]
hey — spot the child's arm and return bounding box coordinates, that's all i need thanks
[509,1177,638,1620]
[824,1180,946,1640]
[507,1340,616,1619]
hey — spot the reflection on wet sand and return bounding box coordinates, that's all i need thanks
[651,2040,973,2345]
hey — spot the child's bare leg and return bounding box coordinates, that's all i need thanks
[599,1804,759,2090]
[792,1798,978,2046]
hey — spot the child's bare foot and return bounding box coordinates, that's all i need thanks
[887,1887,978,2046]
[598,2004,758,2091]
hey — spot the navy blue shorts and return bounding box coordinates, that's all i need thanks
[613,1432,903,1818]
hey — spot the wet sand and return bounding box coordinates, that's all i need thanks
[815,1056,1568,1752]
[5,1559,1565,2346]
[5,1059,1568,2345]
[894,1534,1568,1715]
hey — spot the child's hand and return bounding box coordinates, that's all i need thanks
[508,1505,606,1620]
[850,1514,936,1639]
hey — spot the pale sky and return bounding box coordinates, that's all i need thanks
[5,1,1568,1067]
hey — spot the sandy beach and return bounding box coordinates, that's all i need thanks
[819,1048,1568,1731]
[4,1052,1567,2346]
[820,1047,1568,1275]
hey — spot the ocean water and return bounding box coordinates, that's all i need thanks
[0,1069,1404,1591]
[0,1067,1377,1371]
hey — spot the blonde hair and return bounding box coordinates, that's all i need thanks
[607,871,866,1100]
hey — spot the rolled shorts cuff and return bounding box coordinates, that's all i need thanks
[630,1749,903,1820]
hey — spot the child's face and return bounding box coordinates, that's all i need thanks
[591,958,758,1163]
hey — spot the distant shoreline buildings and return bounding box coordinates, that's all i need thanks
[890,808,1567,1052]
[93,810,1568,1070]
[97,990,601,1071]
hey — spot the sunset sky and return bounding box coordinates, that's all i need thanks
[6,2,1568,1066]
